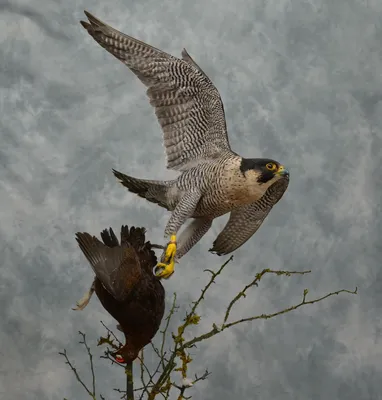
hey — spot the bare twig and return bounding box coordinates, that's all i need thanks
[138,293,179,399]
[150,342,166,363]
[137,349,156,400]
[182,287,358,349]
[225,287,358,329]
[172,370,210,400]
[192,369,210,384]
[137,352,155,383]
[100,320,123,347]
[78,331,96,396]
[160,293,178,369]
[191,256,234,317]
[138,349,149,400]
[59,347,96,399]
[223,268,311,324]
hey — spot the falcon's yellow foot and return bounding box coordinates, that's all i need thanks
[154,235,177,279]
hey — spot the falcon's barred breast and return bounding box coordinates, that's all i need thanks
[80,11,290,278]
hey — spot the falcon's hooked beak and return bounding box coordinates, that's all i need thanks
[276,165,289,177]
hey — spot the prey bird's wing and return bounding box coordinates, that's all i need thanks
[209,177,289,256]
[76,232,142,301]
[81,11,232,171]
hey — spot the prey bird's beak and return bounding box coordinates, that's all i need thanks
[276,165,289,176]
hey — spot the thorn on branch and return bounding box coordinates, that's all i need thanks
[203,269,215,275]
[193,369,211,384]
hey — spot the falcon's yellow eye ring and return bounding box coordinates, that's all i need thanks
[266,163,276,171]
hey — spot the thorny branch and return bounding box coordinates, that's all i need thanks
[137,349,150,400]
[223,268,311,324]
[181,287,358,349]
[99,320,122,347]
[62,257,357,400]
[59,332,99,400]
[160,293,178,368]
[145,257,356,399]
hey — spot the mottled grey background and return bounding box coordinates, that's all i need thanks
[1,0,382,399]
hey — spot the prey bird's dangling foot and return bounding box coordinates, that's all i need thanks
[154,235,177,279]
[72,280,96,311]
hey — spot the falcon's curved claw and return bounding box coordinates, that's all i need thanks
[154,235,177,279]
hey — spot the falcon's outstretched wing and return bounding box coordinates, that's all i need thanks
[80,11,232,171]
[209,177,289,256]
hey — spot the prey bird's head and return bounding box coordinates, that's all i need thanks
[240,157,289,192]
[112,345,139,365]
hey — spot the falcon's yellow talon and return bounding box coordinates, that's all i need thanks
[155,260,175,279]
[155,234,177,279]
[165,243,176,259]
[165,234,177,259]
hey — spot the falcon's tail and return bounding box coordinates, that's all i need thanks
[113,169,172,210]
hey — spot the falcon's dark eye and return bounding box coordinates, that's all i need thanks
[266,163,276,171]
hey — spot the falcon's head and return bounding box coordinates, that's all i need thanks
[240,157,289,197]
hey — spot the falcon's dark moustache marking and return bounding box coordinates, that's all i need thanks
[239,158,258,175]
[240,158,279,183]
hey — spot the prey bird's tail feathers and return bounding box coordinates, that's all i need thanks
[120,225,146,249]
[100,227,119,248]
[113,169,171,210]
[75,232,142,301]
[119,225,159,274]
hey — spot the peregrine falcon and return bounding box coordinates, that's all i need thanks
[74,225,165,363]
[80,11,290,279]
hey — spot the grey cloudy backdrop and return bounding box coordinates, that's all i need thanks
[1,0,382,399]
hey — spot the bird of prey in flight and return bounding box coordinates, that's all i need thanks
[80,11,290,279]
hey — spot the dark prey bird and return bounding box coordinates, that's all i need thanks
[80,11,290,279]
[73,225,165,363]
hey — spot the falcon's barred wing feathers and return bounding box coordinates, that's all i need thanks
[80,11,232,171]
[210,177,289,256]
